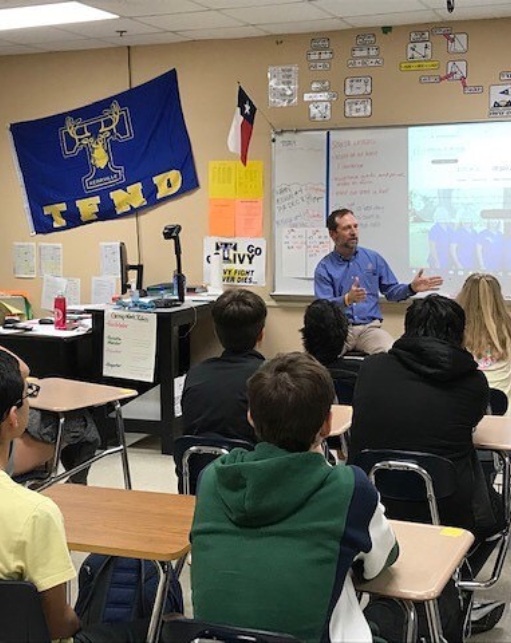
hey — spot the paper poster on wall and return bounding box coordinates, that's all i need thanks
[208,161,264,237]
[39,243,63,276]
[268,65,298,107]
[100,242,121,276]
[209,161,237,199]
[64,278,81,306]
[103,309,157,382]
[41,275,67,310]
[236,161,263,199]
[91,276,117,304]
[13,242,36,278]
[204,237,266,286]
[209,199,236,236]
[236,200,263,237]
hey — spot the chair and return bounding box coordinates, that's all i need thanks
[482,388,508,494]
[160,617,301,643]
[354,449,458,525]
[354,449,510,590]
[488,388,508,416]
[173,435,254,495]
[0,579,51,642]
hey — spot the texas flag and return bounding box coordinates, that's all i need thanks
[228,86,257,166]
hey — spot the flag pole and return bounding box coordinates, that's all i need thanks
[236,81,277,133]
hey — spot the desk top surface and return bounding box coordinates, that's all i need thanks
[473,415,511,451]
[43,484,195,560]
[86,300,212,314]
[330,405,353,436]
[355,520,474,601]
[329,408,511,450]
[29,377,137,412]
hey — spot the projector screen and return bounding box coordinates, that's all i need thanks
[273,123,511,298]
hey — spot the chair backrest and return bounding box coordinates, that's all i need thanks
[354,449,458,525]
[329,355,364,405]
[488,388,509,416]
[0,579,51,642]
[174,434,254,495]
[160,617,302,643]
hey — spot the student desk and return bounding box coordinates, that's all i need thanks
[30,377,136,490]
[355,520,474,643]
[87,301,213,455]
[43,484,195,643]
[330,404,352,458]
[331,404,352,434]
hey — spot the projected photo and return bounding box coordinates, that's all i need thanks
[408,123,511,292]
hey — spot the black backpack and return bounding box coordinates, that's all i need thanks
[364,576,472,643]
[75,554,184,625]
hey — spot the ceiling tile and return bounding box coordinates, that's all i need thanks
[85,0,206,17]
[420,0,511,6]
[176,24,268,38]
[53,17,163,37]
[313,0,427,17]
[0,25,89,43]
[0,0,511,56]
[260,17,351,34]
[223,2,333,24]
[137,10,244,30]
[343,10,442,27]
[193,0,304,7]
[0,0,64,6]
[33,38,116,52]
[0,42,40,54]
[439,5,511,19]
[100,32,191,46]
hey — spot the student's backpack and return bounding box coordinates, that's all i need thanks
[364,576,472,643]
[75,554,184,625]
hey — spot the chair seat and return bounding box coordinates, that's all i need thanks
[160,616,301,643]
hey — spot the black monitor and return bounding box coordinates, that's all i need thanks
[119,242,144,295]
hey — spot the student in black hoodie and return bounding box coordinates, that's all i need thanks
[349,295,501,538]
[349,294,505,632]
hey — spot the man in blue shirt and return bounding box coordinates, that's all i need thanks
[314,208,443,354]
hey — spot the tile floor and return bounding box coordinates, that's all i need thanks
[70,434,511,640]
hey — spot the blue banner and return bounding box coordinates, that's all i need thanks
[10,69,198,234]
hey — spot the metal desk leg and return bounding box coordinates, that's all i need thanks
[146,561,172,643]
[425,599,446,643]
[50,414,66,476]
[37,402,132,492]
[113,400,132,489]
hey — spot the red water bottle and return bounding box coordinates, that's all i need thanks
[54,293,67,330]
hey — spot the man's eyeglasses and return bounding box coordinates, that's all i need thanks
[15,382,41,408]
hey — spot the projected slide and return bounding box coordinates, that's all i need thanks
[408,122,511,294]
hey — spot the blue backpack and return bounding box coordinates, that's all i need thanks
[75,554,184,625]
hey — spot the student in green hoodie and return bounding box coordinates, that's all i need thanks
[190,351,398,643]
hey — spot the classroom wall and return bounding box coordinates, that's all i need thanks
[0,17,509,360]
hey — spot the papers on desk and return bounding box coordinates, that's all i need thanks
[103,309,157,382]
[0,319,91,337]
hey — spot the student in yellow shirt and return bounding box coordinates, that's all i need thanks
[0,350,149,642]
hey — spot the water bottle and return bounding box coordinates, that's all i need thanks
[53,293,67,330]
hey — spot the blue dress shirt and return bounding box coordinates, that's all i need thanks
[314,247,411,324]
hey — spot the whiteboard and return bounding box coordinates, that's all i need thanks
[272,124,511,298]
[273,131,329,296]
